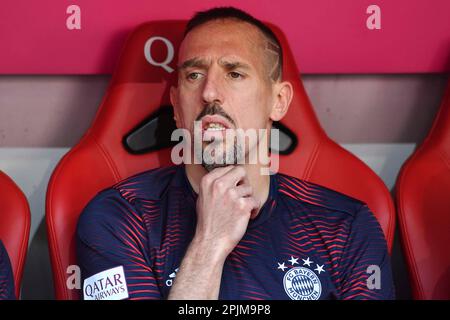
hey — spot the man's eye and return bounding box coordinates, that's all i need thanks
[187,72,202,80]
[229,72,243,79]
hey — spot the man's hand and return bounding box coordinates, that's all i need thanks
[194,165,260,259]
[168,165,259,300]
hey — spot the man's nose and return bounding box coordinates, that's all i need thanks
[201,71,224,105]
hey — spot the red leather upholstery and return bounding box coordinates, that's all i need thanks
[396,80,450,299]
[46,20,395,300]
[0,171,30,298]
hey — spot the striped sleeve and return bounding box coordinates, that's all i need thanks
[0,240,15,300]
[338,204,395,300]
[76,189,161,300]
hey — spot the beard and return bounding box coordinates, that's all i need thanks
[194,102,243,172]
[195,135,245,172]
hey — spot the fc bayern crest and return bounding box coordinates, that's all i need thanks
[283,267,322,300]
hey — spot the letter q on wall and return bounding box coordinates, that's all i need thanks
[144,36,175,73]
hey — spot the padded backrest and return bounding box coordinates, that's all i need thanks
[0,171,30,298]
[396,80,450,299]
[46,20,395,300]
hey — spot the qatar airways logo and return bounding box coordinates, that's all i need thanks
[170,121,280,175]
[82,266,129,300]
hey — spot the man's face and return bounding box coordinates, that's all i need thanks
[171,19,278,170]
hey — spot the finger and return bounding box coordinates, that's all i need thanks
[236,168,250,186]
[237,196,259,212]
[220,165,248,187]
[204,165,235,181]
[201,165,236,189]
[233,184,253,198]
[248,197,261,219]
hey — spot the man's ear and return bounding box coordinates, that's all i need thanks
[170,85,181,128]
[270,81,293,122]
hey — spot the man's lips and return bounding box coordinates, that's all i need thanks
[199,115,234,142]
[200,115,233,131]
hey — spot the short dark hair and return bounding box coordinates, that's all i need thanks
[183,6,283,81]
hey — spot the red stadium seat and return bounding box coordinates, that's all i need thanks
[0,171,30,298]
[46,20,395,300]
[395,80,450,300]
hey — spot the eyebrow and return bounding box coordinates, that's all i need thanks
[218,59,252,71]
[178,57,252,71]
[178,58,209,70]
